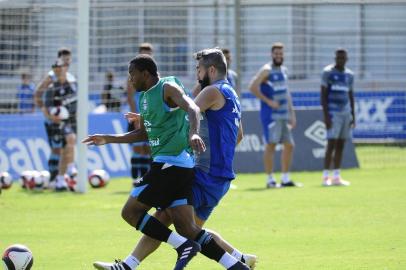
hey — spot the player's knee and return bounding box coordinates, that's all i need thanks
[51,148,61,155]
[65,134,76,146]
[121,202,143,225]
[173,220,199,238]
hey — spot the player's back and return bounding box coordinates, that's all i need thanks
[195,80,241,180]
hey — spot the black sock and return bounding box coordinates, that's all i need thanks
[135,212,172,242]
[131,155,151,179]
[48,153,60,181]
[195,230,225,262]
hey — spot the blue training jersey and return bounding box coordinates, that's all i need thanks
[16,83,35,112]
[321,64,354,116]
[259,64,290,121]
[195,80,241,180]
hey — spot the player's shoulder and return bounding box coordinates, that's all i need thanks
[228,69,238,77]
[280,65,288,74]
[67,72,76,82]
[322,64,335,73]
[344,67,354,76]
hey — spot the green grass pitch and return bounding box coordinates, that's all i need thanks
[1,146,406,269]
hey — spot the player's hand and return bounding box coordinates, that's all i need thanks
[125,112,141,130]
[47,113,62,124]
[189,133,206,154]
[266,99,280,109]
[289,117,296,129]
[350,119,356,129]
[324,117,332,130]
[82,134,108,146]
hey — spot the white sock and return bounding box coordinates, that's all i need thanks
[231,249,243,261]
[219,252,239,269]
[167,232,187,249]
[56,175,65,183]
[124,255,140,270]
[67,163,77,174]
[281,173,290,183]
[323,170,329,179]
[333,169,340,179]
[267,174,276,183]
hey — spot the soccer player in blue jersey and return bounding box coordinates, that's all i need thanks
[126,43,154,186]
[321,48,355,186]
[92,49,253,270]
[249,42,298,188]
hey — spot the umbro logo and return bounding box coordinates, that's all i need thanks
[304,120,327,147]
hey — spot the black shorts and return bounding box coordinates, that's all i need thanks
[130,162,194,209]
[45,121,76,149]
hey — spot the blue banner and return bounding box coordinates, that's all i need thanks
[0,113,132,179]
[242,91,406,141]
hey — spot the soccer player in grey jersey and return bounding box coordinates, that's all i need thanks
[321,48,355,186]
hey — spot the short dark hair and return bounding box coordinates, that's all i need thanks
[194,48,227,75]
[138,42,153,53]
[221,48,230,55]
[335,48,348,55]
[57,47,71,57]
[271,42,284,52]
[128,54,158,76]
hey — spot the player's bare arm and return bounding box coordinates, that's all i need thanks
[237,120,244,145]
[194,85,225,112]
[164,83,206,153]
[34,75,61,123]
[191,82,202,98]
[82,117,148,145]
[349,89,355,128]
[287,90,296,128]
[320,85,331,129]
[249,64,279,109]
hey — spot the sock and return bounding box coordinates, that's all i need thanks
[231,249,243,261]
[219,253,239,269]
[124,255,140,270]
[281,173,290,183]
[48,153,60,181]
[131,153,151,180]
[67,163,77,175]
[323,170,329,179]
[195,230,238,269]
[167,232,187,248]
[56,175,66,187]
[267,173,276,183]
[333,169,340,179]
[135,212,186,248]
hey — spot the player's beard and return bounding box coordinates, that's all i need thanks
[273,57,284,67]
[198,73,211,89]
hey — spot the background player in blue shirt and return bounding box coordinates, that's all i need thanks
[321,48,355,186]
[16,72,35,113]
[249,42,298,188]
